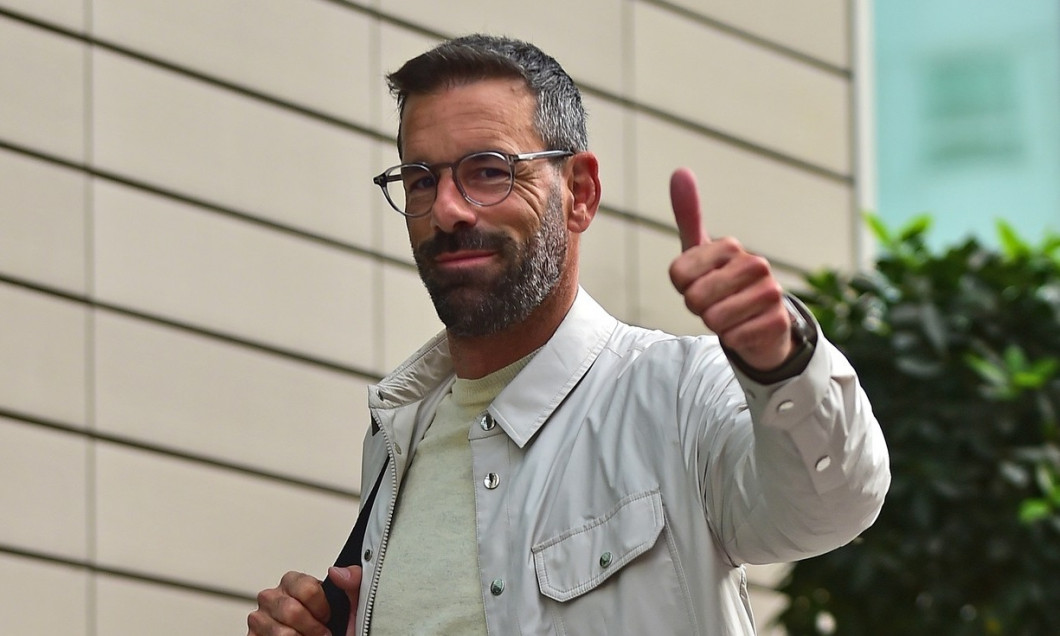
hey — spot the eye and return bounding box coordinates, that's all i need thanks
[477,166,510,180]
[401,167,436,192]
[459,155,511,185]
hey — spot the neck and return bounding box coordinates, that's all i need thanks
[447,276,578,379]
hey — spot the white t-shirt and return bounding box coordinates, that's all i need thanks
[371,354,534,635]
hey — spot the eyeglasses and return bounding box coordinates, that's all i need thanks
[372,149,573,217]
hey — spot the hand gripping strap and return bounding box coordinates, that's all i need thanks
[322,459,388,635]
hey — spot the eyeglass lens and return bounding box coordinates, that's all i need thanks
[385,152,514,215]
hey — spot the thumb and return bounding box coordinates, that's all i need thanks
[670,168,711,252]
[328,566,362,636]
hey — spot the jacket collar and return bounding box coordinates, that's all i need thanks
[370,288,618,447]
[489,289,617,447]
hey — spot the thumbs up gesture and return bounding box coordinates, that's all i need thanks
[668,168,796,372]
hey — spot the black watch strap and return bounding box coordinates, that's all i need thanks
[724,294,817,384]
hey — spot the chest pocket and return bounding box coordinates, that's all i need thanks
[531,489,664,601]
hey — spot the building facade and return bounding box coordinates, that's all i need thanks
[0,1,862,633]
[875,0,1060,249]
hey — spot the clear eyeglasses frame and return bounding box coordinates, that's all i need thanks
[372,149,574,218]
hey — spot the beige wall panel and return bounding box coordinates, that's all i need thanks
[0,149,86,294]
[634,114,853,271]
[373,137,418,265]
[0,17,85,161]
[747,562,790,635]
[93,181,376,368]
[0,554,88,636]
[579,211,633,322]
[633,2,850,175]
[775,267,812,295]
[91,50,371,247]
[95,443,357,595]
[378,0,626,94]
[94,311,369,491]
[632,224,708,335]
[584,94,630,211]
[92,0,372,122]
[665,0,850,68]
[381,264,444,370]
[379,214,414,265]
[0,283,86,425]
[0,417,87,559]
[96,575,251,636]
[375,24,440,133]
[747,586,787,636]
[0,0,85,31]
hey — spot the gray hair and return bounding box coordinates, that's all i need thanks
[386,34,588,155]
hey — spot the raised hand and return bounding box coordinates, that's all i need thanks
[667,168,794,372]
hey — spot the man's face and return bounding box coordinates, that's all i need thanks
[400,79,570,337]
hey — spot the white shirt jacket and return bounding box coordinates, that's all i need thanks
[354,289,890,635]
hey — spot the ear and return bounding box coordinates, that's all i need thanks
[566,152,601,234]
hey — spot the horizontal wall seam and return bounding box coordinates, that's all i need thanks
[332,0,851,78]
[581,85,854,184]
[0,405,362,500]
[0,138,808,276]
[0,6,387,143]
[0,542,256,604]
[638,0,852,78]
[0,272,385,383]
[0,6,853,185]
[0,138,412,271]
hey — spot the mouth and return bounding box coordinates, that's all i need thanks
[434,250,498,268]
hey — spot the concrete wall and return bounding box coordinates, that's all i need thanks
[0,1,858,633]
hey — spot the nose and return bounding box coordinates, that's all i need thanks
[430,170,478,233]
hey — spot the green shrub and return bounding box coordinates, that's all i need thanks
[777,218,1060,635]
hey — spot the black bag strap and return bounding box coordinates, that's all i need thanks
[322,458,388,635]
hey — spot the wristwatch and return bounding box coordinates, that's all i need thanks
[726,294,817,384]
[783,294,816,353]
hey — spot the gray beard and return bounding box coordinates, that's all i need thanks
[413,188,567,338]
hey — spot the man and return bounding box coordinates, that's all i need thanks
[248,34,889,636]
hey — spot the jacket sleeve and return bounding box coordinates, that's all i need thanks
[681,328,890,567]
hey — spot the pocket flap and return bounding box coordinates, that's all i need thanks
[531,489,664,602]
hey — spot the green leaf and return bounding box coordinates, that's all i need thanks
[965,354,1007,387]
[997,220,1031,260]
[1042,234,1060,259]
[1003,345,1027,371]
[1019,498,1053,524]
[920,302,947,353]
[864,214,893,248]
[1036,464,1056,496]
[898,215,933,243]
[1029,358,1059,381]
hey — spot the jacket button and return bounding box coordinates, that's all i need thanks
[490,579,505,596]
[479,413,495,431]
[484,473,500,489]
[363,548,373,562]
[815,455,832,472]
[777,400,795,413]
[599,551,613,568]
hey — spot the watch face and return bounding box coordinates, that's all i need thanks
[782,295,816,347]
[783,296,807,332]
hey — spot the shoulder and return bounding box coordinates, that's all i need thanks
[598,321,735,388]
